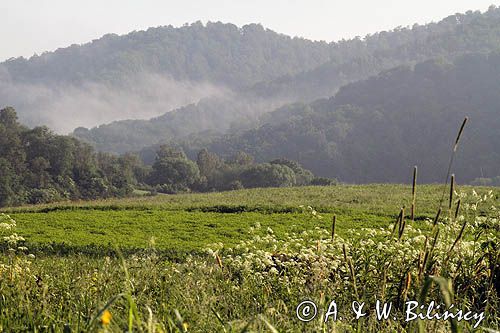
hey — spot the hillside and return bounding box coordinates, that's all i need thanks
[0,22,334,132]
[72,94,281,153]
[180,52,500,183]
[2,22,334,88]
[251,6,500,101]
[73,6,500,152]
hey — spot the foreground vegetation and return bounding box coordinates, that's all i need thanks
[0,184,498,332]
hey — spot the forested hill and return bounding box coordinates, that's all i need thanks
[181,52,500,184]
[0,22,334,132]
[72,95,278,153]
[250,6,500,102]
[72,6,500,153]
[0,106,334,207]
[1,22,333,88]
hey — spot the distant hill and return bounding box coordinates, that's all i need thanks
[2,22,335,88]
[250,6,500,101]
[73,94,280,153]
[0,22,334,132]
[72,6,500,152]
[179,52,500,183]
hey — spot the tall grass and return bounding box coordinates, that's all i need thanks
[0,189,498,332]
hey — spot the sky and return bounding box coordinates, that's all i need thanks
[1,0,498,61]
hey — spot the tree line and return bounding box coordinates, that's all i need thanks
[0,107,333,207]
[147,146,334,194]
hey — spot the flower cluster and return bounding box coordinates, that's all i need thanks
[0,214,36,277]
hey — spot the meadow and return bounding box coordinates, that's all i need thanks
[6,185,449,253]
[0,184,499,332]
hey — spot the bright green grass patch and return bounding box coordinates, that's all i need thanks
[6,185,497,255]
[13,210,394,253]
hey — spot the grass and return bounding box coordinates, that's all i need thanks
[1,184,499,332]
[4,184,497,256]
[5,184,492,256]
[5,184,455,215]
[13,210,390,254]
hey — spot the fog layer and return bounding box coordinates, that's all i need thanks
[0,68,227,133]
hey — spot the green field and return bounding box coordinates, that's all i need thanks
[1,184,499,332]
[6,184,467,254]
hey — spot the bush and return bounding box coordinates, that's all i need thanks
[310,177,338,186]
[240,163,296,188]
[227,180,244,190]
[28,188,62,205]
[148,155,200,189]
[270,158,314,185]
[154,183,191,194]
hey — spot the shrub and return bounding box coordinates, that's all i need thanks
[240,163,296,188]
[310,176,337,186]
[27,188,62,204]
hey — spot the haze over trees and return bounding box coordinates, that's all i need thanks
[0,22,335,132]
[1,6,499,194]
[70,6,500,154]
[1,7,499,134]
[184,52,500,183]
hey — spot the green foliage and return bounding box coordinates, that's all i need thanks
[27,188,63,205]
[0,110,330,206]
[193,149,325,191]
[196,148,221,178]
[71,7,500,154]
[0,158,17,206]
[270,158,314,185]
[147,145,200,193]
[310,177,338,186]
[194,52,500,183]
[228,151,254,166]
[240,163,296,188]
[0,108,139,207]
[149,159,200,193]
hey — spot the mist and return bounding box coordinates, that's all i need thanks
[0,68,227,133]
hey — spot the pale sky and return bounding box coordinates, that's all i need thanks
[1,0,498,61]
